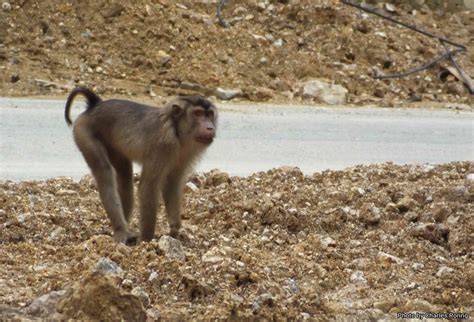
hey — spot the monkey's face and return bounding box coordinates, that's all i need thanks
[191,107,217,145]
[172,98,217,146]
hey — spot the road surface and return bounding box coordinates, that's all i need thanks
[0,97,473,181]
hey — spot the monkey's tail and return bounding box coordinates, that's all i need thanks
[64,87,102,126]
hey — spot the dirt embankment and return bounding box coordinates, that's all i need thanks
[0,0,472,107]
[1,162,473,320]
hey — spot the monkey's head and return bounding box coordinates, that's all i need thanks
[170,96,218,146]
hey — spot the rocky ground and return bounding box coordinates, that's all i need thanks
[0,0,473,107]
[1,0,473,320]
[1,162,473,320]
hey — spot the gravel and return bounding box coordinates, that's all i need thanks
[0,161,473,319]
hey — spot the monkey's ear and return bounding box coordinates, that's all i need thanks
[171,104,183,118]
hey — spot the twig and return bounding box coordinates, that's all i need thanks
[342,0,471,94]
[217,0,229,28]
[373,48,464,79]
[441,41,474,94]
[341,0,466,50]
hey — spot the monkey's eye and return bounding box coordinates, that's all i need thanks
[193,110,205,117]
[207,110,215,118]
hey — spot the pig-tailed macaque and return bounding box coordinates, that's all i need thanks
[65,87,217,244]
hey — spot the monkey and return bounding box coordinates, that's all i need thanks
[64,87,217,244]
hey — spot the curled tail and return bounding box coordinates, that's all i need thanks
[65,87,102,126]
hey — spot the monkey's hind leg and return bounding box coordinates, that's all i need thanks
[74,132,131,243]
[108,149,134,224]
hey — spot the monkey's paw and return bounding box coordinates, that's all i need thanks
[114,230,138,246]
[169,229,190,244]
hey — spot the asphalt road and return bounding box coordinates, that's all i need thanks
[0,97,473,181]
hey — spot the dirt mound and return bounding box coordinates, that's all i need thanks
[56,270,147,321]
[0,0,472,106]
[1,161,473,319]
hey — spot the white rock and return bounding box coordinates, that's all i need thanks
[447,215,459,225]
[185,182,199,193]
[2,2,11,11]
[25,290,66,317]
[422,164,435,172]
[17,213,27,223]
[28,194,40,204]
[122,279,133,288]
[56,189,78,196]
[157,50,171,65]
[146,308,161,320]
[260,235,270,242]
[350,270,367,284]
[356,187,365,195]
[378,251,404,265]
[214,87,243,100]
[449,185,469,201]
[95,257,123,274]
[435,266,454,277]
[202,254,224,263]
[320,236,336,249]
[287,278,299,293]
[47,227,66,242]
[412,263,424,270]
[131,286,150,307]
[288,208,298,215]
[299,79,348,105]
[145,4,153,16]
[245,14,254,21]
[256,2,266,11]
[252,293,274,312]
[158,236,185,261]
[349,257,371,269]
[32,264,48,272]
[233,6,247,15]
[384,3,397,12]
[236,261,245,267]
[264,33,275,42]
[231,293,244,303]
[273,38,283,47]
[148,270,159,282]
[467,173,474,181]
[349,239,362,247]
[252,33,268,43]
[221,236,230,242]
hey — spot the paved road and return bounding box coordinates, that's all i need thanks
[0,97,473,181]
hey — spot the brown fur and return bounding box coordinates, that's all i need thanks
[65,87,217,243]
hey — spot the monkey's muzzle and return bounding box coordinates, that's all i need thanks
[196,136,214,144]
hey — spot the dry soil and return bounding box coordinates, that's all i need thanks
[1,162,473,320]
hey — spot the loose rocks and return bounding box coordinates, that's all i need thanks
[157,235,185,261]
[1,161,472,319]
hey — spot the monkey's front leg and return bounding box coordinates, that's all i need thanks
[163,170,185,238]
[138,167,163,242]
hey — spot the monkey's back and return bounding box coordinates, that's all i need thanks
[75,99,166,163]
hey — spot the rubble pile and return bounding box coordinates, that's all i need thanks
[1,161,473,319]
[0,0,472,107]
